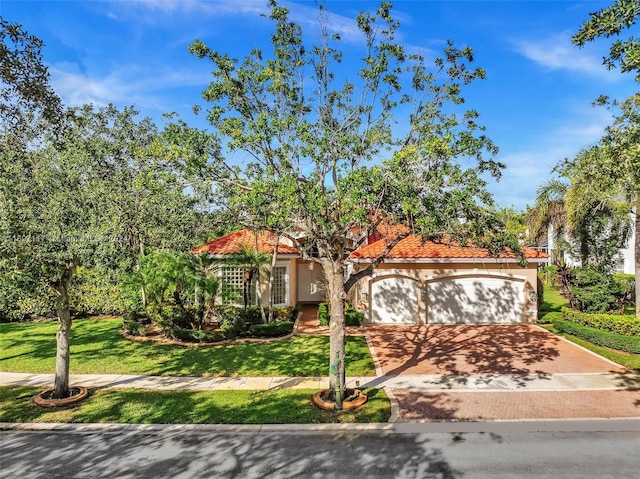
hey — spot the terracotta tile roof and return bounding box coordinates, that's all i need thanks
[368,221,410,245]
[192,229,299,256]
[349,234,548,260]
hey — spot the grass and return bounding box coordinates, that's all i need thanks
[0,386,390,424]
[539,280,569,314]
[0,317,375,377]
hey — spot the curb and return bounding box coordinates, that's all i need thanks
[3,418,640,435]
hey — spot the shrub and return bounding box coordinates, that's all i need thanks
[552,318,640,354]
[273,305,298,322]
[561,307,640,336]
[70,280,127,316]
[567,266,616,313]
[318,302,330,326]
[536,275,546,305]
[122,319,146,336]
[612,273,635,312]
[249,321,294,337]
[318,302,364,326]
[147,302,193,330]
[0,278,57,322]
[166,328,225,343]
[213,305,298,326]
[345,309,364,327]
[220,315,246,340]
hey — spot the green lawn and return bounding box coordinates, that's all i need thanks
[0,386,390,424]
[539,280,569,315]
[0,318,375,377]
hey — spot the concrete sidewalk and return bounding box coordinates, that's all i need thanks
[3,371,639,392]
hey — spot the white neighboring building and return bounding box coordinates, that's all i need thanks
[546,211,635,274]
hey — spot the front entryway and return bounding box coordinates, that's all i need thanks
[297,262,325,303]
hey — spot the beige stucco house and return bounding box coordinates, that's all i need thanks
[194,229,548,325]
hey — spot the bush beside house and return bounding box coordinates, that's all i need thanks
[123,304,297,343]
[318,302,364,327]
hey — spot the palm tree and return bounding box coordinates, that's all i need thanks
[526,179,569,259]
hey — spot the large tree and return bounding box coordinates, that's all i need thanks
[1,100,213,398]
[189,1,511,406]
[587,95,640,315]
[574,1,640,315]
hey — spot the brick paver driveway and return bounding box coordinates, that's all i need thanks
[365,324,628,376]
[365,324,640,421]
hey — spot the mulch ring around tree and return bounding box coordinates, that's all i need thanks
[312,388,368,411]
[33,386,89,408]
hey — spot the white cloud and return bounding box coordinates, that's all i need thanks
[49,62,211,111]
[489,102,615,210]
[107,0,375,45]
[511,32,618,80]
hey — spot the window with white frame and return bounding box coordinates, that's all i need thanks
[220,266,257,306]
[271,265,288,306]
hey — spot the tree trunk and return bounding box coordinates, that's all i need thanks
[138,237,147,308]
[267,239,279,323]
[254,234,267,323]
[635,200,639,318]
[323,260,346,409]
[52,263,77,399]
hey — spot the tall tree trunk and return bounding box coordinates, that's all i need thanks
[323,260,346,409]
[254,234,267,323]
[635,200,639,318]
[52,261,77,399]
[138,237,147,308]
[267,239,279,323]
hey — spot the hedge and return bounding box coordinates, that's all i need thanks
[538,311,562,324]
[561,307,640,336]
[552,318,640,354]
[248,321,294,337]
[213,305,297,326]
[317,302,364,327]
[166,328,225,343]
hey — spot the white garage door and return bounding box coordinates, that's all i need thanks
[426,276,524,324]
[370,276,419,324]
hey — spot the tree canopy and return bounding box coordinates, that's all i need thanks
[189,1,513,405]
[573,0,640,80]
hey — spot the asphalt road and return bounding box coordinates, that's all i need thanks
[1,428,639,478]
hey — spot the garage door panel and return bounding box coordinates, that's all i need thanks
[371,276,419,324]
[427,276,523,324]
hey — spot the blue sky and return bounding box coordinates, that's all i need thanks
[2,0,637,211]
